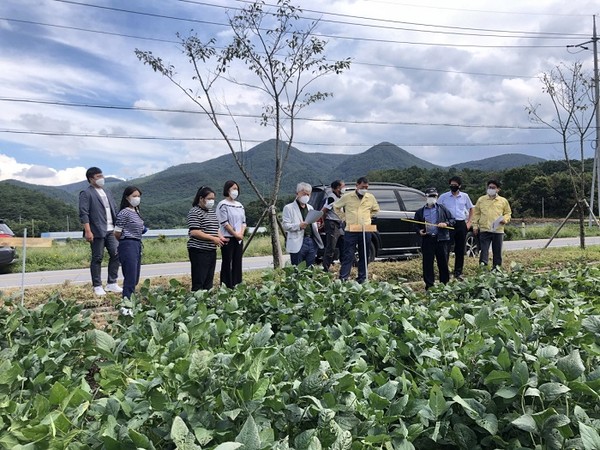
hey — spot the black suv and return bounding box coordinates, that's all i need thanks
[0,220,17,271]
[309,182,425,261]
[309,183,479,262]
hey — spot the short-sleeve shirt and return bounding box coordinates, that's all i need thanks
[438,191,473,221]
[187,206,219,251]
[216,199,246,237]
[114,208,145,239]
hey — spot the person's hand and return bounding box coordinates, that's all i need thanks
[85,230,94,242]
[466,220,472,229]
[438,222,447,228]
[299,222,307,230]
[419,229,427,236]
[500,219,506,224]
[473,228,479,235]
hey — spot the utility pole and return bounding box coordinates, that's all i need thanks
[575,16,600,225]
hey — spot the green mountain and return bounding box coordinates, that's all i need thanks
[451,154,546,171]
[0,182,79,236]
[330,142,439,181]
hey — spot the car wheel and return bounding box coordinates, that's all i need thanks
[465,231,479,257]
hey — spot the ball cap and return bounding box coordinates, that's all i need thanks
[424,187,438,197]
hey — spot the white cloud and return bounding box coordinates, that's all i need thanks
[0,153,86,185]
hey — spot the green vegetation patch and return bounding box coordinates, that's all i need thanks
[1,264,600,448]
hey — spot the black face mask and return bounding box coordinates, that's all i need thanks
[450,185,460,193]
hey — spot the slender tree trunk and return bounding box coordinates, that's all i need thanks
[269,204,284,268]
[578,201,586,249]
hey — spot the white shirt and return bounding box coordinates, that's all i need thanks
[438,191,473,221]
[95,187,114,231]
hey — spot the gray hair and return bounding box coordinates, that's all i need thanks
[296,182,312,194]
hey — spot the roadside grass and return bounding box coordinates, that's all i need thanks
[7,223,600,273]
[10,234,277,272]
[3,246,599,318]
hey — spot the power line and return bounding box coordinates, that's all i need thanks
[0,16,540,78]
[0,97,550,130]
[46,0,585,48]
[0,128,566,148]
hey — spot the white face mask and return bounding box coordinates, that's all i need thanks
[94,177,105,188]
[357,188,368,196]
[128,196,141,207]
[230,189,239,200]
[487,188,498,197]
[205,199,215,209]
[298,195,310,205]
[426,197,437,206]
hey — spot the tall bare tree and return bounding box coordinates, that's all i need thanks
[526,61,596,248]
[135,0,350,267]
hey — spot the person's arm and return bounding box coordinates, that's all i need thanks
[333,196,346,222]
[189,228,225,246]
[370,196,380,217]
[282,204,300,232]
[78,189,94,242]
[472,199,481,234]
[502,198,512,224]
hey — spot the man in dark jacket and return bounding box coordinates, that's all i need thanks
[414,187,455,290]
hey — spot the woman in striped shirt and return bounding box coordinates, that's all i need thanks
[188,186,228,291]
[114,186,145,299]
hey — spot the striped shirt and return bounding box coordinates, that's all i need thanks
[187,206,219,251]
[114,208,145,240]
[216,199,246,237]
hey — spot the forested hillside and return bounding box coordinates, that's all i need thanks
[0,183,79,236]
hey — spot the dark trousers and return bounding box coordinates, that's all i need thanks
[220,238,243,288]
[118,239,141,299]
[290,236,318,267]
[339,232,371,283]
[479,232,504,268]
[449,220,468,277]
[90,231,119,287]
[323,220,343,271]
[188,247,217,291]
[422,235,450,289]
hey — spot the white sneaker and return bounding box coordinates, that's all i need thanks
[93,286,107,296]
[105,283,123,293]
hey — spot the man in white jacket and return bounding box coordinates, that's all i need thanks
[282,182,324,267]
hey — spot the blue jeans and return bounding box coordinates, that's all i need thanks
[118,239,142,298]
[290,236,318,267]
[339,232,371,283]
[479,232,504,268]
[90,231,119,287]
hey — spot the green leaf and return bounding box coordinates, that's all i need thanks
[511,360,529,387]
[539,382,570,401]
[495,386,519,399]
[129,428,156,449]
[557,350,585,381]
[537,345,560,359]
[324,350,344,371]
[193,427,214,446]
[0,360,21,385]
[171,416,201,450]
[512,414,538,433]
[252,323,273,347]
[48,382,69,406]
[579,422,600,450]
[188,350,213,381]
[428,385,447,418]
[475,413,498,435]
[87,329,116,356]
[484,370,511,385]
[582,316,600,334]
[375,381,398,401]
[213,444,244,450]
[236,415,261,450]
[450,366,465,389]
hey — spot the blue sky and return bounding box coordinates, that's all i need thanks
[0,0,598,185]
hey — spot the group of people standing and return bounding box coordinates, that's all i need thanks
[78,167,246,299]
[415,177,512,290]
[283,177,380,284]
[78,165,511,297]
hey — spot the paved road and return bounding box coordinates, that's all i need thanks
[1,236,599,289]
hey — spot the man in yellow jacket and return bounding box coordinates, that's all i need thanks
[472,180,512,269]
